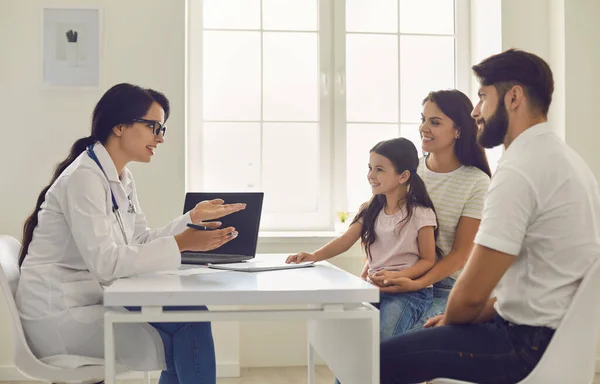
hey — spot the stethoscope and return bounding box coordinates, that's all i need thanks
[86,145,129,245]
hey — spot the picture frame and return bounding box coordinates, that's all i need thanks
[41,7,102,89]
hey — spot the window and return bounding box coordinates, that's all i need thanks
[188,0,476,231]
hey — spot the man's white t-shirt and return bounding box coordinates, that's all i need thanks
[474,122,600,329]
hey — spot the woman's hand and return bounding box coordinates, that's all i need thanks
[286,252,318,264]
[424,314,445,328]
[368,273,422,293]
[368,270,397,285]
[190,199,246,223]
[175,225,238,252]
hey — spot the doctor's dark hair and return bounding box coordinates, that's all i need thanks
[19,83,170,266]
[350,138,443,260]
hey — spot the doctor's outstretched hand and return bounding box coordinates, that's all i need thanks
[191,199,246,222]
[175,223,239,252]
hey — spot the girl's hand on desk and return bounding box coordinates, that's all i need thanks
[191,199,246,222]
[286,252,317,264]
[175,226,238,252]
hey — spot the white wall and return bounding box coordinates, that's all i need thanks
[563,0,600,183]
[548,0,566,141]
[562,0,600,368]
[0,0,196,378]
[0,1,186,260]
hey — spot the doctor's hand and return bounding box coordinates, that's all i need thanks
[175,226,238,252]
[190,199,246,223]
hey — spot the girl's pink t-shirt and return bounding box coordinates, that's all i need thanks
[365,205,437,273]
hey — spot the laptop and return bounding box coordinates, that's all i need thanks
[181,192,264,265]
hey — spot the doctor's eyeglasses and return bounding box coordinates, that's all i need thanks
[132,118,167,137]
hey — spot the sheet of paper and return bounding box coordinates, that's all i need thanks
[151,266,227,276]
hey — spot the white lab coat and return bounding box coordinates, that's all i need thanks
[15,143,190,371]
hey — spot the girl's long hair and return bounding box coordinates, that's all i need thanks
[351,138,443,260]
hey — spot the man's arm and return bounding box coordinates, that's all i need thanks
[443,165,537,325]
[444,245,514,325]
[474,297,498,323]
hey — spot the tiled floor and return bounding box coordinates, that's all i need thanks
[178,368,599,384]
[3,368,599,383]
[216,366,334,383]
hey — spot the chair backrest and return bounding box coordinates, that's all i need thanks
[519,257,600,384]
[0,236,21,297]
[0,236,48,373]
[0,236,110,382]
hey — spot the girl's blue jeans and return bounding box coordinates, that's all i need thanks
[410,276,455,331]
[378,287,433,340]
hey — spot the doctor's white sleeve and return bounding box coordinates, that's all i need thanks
[127,175,191,243]
[132,207,191,244]
[63,170,181,284]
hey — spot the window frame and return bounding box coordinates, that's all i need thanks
[332,0,472,217]
[186,0,472,231]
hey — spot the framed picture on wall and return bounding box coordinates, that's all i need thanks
[42,7,101,88]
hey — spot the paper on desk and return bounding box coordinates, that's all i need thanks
[153,266,227,276]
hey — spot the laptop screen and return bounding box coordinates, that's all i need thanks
[183,192,264,257]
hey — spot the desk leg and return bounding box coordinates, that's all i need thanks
[308,343,316,384]
[104,313,116,384]
[308,310,379,384]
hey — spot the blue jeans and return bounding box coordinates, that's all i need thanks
[378,288,433,340]
[410,276,455,331]
[380,315,554,384]
[334,288,432,384]
[126,306,216,384]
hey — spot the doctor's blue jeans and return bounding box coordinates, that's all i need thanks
[126,306,216,384]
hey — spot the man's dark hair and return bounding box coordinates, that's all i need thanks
[472,49,554,116]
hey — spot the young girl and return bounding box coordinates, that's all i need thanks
[286,137,441,340]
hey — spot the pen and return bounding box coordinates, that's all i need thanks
[187,223,208,230]
[187,222,237,237]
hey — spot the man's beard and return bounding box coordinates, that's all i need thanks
[476,99,509,148]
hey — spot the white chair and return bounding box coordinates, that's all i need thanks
[431,257,600,384]
[0,235,150,384]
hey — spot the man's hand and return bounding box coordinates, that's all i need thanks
[424,315,445,328]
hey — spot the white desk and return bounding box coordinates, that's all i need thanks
[103,254,380,384]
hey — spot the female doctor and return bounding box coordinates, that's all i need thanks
[15,83,244,384]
